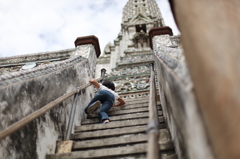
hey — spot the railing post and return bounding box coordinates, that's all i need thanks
[147,63,160,159]
[65,88,79,140]
[101,68,106,78]
[100,68,106,82]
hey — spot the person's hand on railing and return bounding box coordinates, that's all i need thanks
[89,79,100,88]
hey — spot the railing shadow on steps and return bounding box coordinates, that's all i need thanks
[0,69,106,141]
[147,63,161,159]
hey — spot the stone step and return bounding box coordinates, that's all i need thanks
[92,104,161,115]
[81,112,164,125]
[161,154,178,159]
[76,118,148,132]
[73,142,174,153]
[78,116,165,131]
[110,101,161,111]
[95,154,177,159]
[46,143,175,159]
[88,106,161,118]
[122,97,149,104]
[71,124,166,140]
[73,129,172,150]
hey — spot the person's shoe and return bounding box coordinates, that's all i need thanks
[101,119,110,124]
[87,101,101,114]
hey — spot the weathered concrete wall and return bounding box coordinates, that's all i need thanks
[152,35,214,159]
[0,44,97,159]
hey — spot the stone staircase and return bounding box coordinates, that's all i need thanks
[46,96,177,159]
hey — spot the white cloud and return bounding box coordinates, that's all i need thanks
[0,0,179,57]
[156,0,179,35]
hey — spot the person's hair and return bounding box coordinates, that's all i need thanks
[102,80,115,91]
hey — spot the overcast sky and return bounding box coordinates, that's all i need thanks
[0,0,179,58]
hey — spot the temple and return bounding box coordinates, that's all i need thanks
[1,0,239,159]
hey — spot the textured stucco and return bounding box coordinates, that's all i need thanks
[0,44,97,159]
[152,35,214,159]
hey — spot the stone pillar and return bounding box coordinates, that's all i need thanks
[168,1,240,159]
[74,35,101,78]
[74,35,101,58]
[149,27,173,49]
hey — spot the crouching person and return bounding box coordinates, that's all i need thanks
[84,79,126,123]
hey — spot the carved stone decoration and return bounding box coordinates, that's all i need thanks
[122,0,164,25]
[110,75,151,94]
[104,42,113,55]
[119,53,153,65]
[121,91,149,100]
[124,48,152,54]
[132,30,149,48]
[72,45,91,58]
[110,65,150,76]
[0,48,75,67]
[129,13,152,25]
[170,35,181,46]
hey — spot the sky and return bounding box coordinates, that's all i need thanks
[0,0,179,58]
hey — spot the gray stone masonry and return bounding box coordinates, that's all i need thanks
[152,35,214,159]
[0,44,98,159]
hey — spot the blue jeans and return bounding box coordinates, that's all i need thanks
[85,90,114,122]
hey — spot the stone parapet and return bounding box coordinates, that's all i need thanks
[152,35,190,84]
[0,56,84,86]
[151,33,214,159]
[118,53,153,65]
[0,44,98,87]
[0,48,75,67]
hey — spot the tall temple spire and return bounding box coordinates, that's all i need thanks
[122,0,165,26]
[96,0,166,77]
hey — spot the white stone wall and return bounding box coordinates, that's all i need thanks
[0,45,97,159]
[152,35,214,159]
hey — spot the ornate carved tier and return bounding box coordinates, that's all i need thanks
[122,0,164,25]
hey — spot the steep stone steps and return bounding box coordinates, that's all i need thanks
[72,129,174,150]
[82,98,161,125]
[46,95,177,159]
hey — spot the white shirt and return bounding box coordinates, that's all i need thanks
[98,84,120,102]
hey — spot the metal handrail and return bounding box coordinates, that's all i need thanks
[0,77,103,141]
[65,69,106,140]
[147,63,160,159]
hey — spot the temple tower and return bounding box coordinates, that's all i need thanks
[96,0,165,77]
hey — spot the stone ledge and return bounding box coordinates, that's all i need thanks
[0,56,86,87]
[0,48,75,67]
